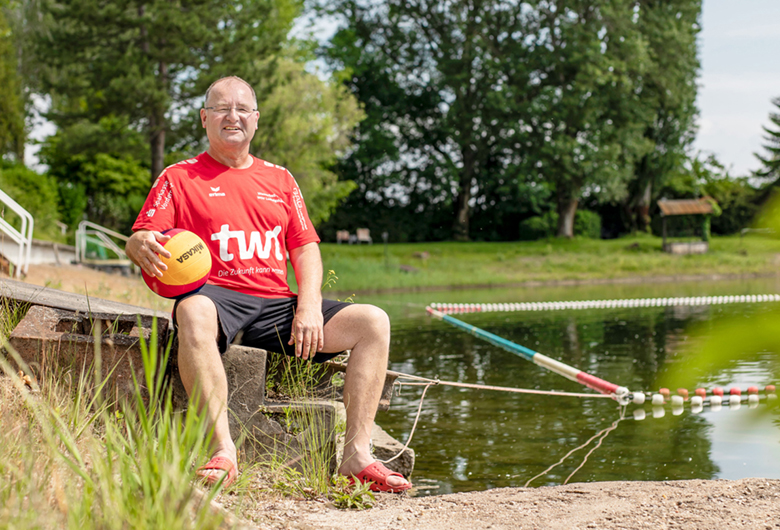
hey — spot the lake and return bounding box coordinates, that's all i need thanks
[349,276,780,495]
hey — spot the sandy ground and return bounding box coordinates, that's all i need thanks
[7,265,780,529]
[218,478,780,530]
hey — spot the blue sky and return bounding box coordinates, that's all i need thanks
[694,0,780,176]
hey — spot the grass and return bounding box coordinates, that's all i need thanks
[0,316,231,529]
[258,351,375,509]
[307,233,780,294]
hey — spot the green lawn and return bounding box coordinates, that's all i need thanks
[298,234,780,294]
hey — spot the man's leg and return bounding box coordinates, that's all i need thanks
[175,295,237,480]
[321,303,409,489]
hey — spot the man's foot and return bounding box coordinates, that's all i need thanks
[339,461,412,493]
[197,451,237,488]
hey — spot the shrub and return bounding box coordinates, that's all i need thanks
[518,209,602,240]
[0,162,64,241]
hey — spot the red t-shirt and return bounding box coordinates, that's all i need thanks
[132,152,320,298]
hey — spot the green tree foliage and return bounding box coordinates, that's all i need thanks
[321,0,700,241]
[621,0,700,234]
[754,96,780,185]
[33,0,301,182]
[0,161,62,240]
[251,60,363,226]
[526,0,655,238]
[39,116,150,233]
[322,0,544,241]
[0,5,25,160]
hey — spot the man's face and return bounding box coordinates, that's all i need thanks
[200,80,259,151]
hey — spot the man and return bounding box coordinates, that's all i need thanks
[126,76,411,493]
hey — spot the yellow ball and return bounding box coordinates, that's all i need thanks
[142,229,212,299]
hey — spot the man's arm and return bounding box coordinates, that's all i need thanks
[288,242,324,360]
[125,230,172,277]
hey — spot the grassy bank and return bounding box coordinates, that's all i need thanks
[313,234,780,294]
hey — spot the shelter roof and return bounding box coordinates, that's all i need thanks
[657,197,716,216]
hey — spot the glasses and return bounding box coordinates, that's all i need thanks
[204,106,257,117]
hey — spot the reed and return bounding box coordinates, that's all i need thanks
[0,313,227,529]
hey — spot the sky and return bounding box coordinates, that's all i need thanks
[26,1,780,177]
[693,0,780,176]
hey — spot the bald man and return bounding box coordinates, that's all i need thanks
[126,76,411,493]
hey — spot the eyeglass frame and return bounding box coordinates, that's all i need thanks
[203,106,258,115]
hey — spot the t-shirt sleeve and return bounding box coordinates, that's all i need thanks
[285,171,321,250]
[131,171,177,233]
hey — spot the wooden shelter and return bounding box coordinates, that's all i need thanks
[657,197,717,254]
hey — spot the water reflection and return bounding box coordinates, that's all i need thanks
[361,277,780,495]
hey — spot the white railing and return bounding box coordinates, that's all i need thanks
[0,188,34,278]
[75,220,132,268]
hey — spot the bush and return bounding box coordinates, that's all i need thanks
[518,209,602,240]
[574,209,602,239]
[0,162,64,241]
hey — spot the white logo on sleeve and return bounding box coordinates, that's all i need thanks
[211,225,283,261]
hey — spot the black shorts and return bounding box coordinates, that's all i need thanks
[173,284,350,363]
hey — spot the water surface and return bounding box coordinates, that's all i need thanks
[355,276,780,495]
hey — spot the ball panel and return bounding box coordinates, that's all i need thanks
[143,273,207,299]
[142,229,212,299]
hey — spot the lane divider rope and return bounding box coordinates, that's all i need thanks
[430,294,780,314]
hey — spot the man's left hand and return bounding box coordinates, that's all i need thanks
[288,305,324,360]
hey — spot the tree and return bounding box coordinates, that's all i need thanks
[322,0,539,241]
[322,0,697,240]
[622,0,700,234]
[33,0,300,182]
[250,59,364,226]
[0,5,25,160]
[754,96,780,185]
[524,0,655,238]
[39,115,151,233]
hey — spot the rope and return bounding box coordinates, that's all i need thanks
[431,294,780,314]
[524,406,627,487]
[377,382,434,464]
[376,371,616,464]
[394,376,615,399]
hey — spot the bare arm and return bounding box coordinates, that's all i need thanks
[288,242,324,360]
[125,230,172,277]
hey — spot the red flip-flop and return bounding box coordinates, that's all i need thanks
[197,456,237,488]
[349,462,412,493]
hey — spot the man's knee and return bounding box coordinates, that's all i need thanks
[356,304,390,338]
[176,295,219,346]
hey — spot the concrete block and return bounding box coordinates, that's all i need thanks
[7,305,168,401]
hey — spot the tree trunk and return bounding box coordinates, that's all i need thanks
[556,194,578,238]
[149,111,166,181]
[635,179,652,233]
[140,7,167,183]
[452,149,475,241]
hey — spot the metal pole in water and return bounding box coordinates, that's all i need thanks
[426,306,633,400]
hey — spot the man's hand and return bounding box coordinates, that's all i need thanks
[125,230,172,278]
[288,304,324,360]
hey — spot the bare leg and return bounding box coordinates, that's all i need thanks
[322,304,409,489]
[176,295,237,480]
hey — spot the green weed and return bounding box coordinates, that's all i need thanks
[329,475,376,510]
[0,314,227,529]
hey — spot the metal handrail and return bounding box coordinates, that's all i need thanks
[0,188,34,278]
[75,220,130,263]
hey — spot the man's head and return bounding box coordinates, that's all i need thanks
[200,76,260,154]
